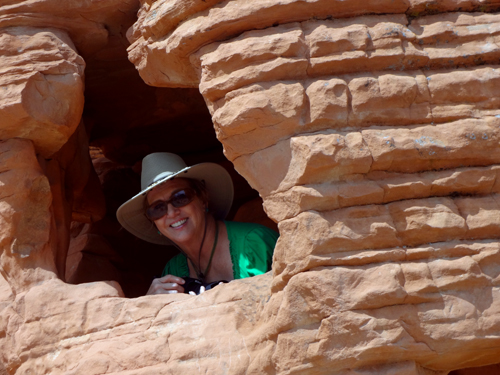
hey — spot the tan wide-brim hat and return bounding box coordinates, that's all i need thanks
[116,153,234,245]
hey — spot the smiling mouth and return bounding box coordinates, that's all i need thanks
[170,218,187,228]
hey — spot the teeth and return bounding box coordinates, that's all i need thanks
[171,218,187,228]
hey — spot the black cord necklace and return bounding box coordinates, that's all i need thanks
[188,212,219,282]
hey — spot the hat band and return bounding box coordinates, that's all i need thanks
[147,171,175,188]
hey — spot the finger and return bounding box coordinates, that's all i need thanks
[163,283,185,293]
[147,287,178,295]
[159,274,185,284]
[147,281,185,295]
[164,283,180,289]
[156,286,186,295]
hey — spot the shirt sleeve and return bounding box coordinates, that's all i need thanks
[161,254,190,278]
[236,225,279,279]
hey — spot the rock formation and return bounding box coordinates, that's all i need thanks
[1,0,500,374]
[129,1,500,374]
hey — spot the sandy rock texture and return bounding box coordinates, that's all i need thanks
[1,0,500,375]
[127,1,500,374]
[0,27,84,157]
[0,0,136,157]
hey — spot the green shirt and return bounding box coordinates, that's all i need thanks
[162,221,278,279]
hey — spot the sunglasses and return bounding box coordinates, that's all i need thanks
[145,188,197,221]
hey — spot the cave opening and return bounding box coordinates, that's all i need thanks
[65,48,277,298]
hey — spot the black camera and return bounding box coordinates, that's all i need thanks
[182,277,228,295]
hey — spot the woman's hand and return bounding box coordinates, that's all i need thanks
[146,275,185,295]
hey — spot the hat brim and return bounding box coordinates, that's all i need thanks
[116,163,234,245]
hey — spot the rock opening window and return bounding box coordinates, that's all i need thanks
[67,87,278,297]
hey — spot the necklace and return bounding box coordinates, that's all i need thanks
[188,213,219,281]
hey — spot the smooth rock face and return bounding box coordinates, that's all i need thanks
[0,27,84,157]
[2,1,500,375]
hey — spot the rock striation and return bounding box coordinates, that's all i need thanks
[128,1,500,374]
[0,27,84,157]
[1,0,500,374]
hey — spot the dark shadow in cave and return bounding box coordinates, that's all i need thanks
[449,363,500,375]
[66,50,276,298]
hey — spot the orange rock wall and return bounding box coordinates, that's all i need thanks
[1,0,500,374]
[129,1,500,374]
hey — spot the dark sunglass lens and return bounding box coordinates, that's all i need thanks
[146,201,168,220]
[171,190,194,208]
[146,189,196,220]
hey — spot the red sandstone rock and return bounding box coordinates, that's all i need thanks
[0,27,84,157]
[126,1,500,374]
[0,0,138,56]
[2,0,500,374]
[0,138,56,295]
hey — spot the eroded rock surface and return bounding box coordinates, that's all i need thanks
[1,0,500,374]
[127,1,500,374]
[0,27,84,157]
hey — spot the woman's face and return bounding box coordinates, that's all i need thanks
[147,178,206,246]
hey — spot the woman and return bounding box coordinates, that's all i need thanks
[116,153,278,295]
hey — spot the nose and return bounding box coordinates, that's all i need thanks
[165,202,180,218]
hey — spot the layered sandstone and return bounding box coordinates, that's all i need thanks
[2,0,500,374]
[0,27,84,157]
[127,1,500,374]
